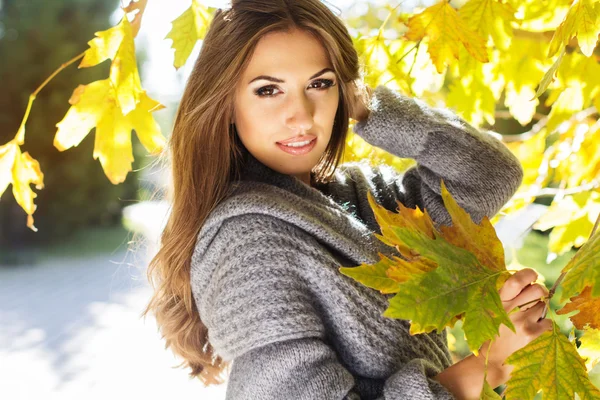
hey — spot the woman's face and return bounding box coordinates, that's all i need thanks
[233,27,340,186]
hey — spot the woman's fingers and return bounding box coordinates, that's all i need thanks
[504,283,549,313]
[499,268,539,302]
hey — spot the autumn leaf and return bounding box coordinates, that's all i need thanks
[547,0,600,58]
[339,253,405,294]
[54,79,166,184]
[405,0,489,73]
[366,188,438,257]
[557,286,600,330]
[459,0,517,50]
[558,224,600,302]
[504,321,600,399]
[123,0,148,38]
[165,0,213,69]
[381,224,513,354]
[0,140,44,231]
[80,17,143,115]
[534,46,566,100]
[437,182,507,273]
[355,181,513,354]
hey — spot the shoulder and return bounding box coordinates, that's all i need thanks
[192,213,328,361]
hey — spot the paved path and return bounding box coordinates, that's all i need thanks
[0,247,227,400]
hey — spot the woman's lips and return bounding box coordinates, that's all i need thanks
[276,137,317,155]
[276,134,317,145]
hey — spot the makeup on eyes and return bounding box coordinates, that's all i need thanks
[254,78,336,97]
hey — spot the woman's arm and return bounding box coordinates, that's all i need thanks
[196,219,456,399]
[350,85,524,227]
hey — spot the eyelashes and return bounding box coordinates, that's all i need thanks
[254,79,336,98]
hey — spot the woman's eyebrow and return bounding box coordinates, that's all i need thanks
[248,67,335,85]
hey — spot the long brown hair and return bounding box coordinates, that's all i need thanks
[142,0,366,386]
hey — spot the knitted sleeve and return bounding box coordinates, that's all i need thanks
[197,221,456,399]
[225,337,455,400]
[352,85,524,227]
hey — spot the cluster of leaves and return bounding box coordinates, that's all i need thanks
[340,182,600,399]
[0,0,166,231]
[342,0,600,262]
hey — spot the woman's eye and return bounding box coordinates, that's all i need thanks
[310,79,336,90]
[255,85,280,97]
[254,79,336,98]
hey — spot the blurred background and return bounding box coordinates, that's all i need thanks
[0,0,598,398]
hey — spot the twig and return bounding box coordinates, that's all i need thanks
[500,106,597,143]
[519,181,600,198]
[495,110,546,121]
[12,51,86,145]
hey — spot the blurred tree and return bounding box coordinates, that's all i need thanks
[0,0,143,258]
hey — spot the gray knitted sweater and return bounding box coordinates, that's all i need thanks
[190,85,523,399]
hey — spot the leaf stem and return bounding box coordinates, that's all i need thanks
[12,51,86,145]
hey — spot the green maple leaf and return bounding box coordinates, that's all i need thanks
[504,321,600,400]
[559,226,600,302]
[381,225,514,354]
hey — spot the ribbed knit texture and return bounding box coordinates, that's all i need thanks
[190,85,524,399]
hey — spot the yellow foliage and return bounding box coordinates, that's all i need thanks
[165,0,213,69]
[534,190,600,257]
[0,141,44,231]
[55,80,166,184]
[80,17,143,116]
[548,0,600,57]
[459,0,517,50]
[405,0,489,73]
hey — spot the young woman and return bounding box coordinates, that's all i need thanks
[143,1,552,399]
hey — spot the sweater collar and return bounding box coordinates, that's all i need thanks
[237,144,323,196]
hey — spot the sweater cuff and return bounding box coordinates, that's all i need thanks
[352,85,459,160]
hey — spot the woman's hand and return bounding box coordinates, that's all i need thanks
[479,268,553,385]
[349,82,373,122]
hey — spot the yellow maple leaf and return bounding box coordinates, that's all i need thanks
[405,0,489,73]
[548,0,600,57]
[54,79,166,184]
[123,0,148,38]
[165,0,213,69]
[0,141,44,231]
[80,17,143,115]
[505,321,600,399]
[459,0,517,50]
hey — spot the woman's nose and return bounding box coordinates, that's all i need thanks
[285,93,314,132]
